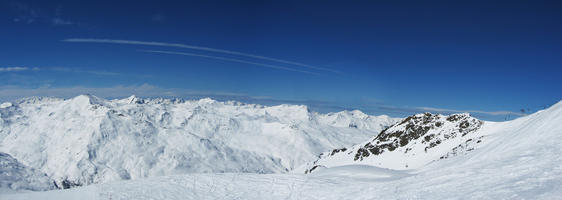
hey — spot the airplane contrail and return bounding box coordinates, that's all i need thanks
[63,38,339,73]
[139,49,319,75]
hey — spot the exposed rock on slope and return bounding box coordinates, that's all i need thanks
[303,112,485,173]
[0,95,399,189]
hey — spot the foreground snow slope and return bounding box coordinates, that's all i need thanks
[0,95,398,189]
[3,100,561,200]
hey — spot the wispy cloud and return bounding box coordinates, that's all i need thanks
[62,38,339,73]
[86,70,120,76]
[9,1,39,24]
[139,50,318,75]
[9,2,77,26]
[49,67,120,76]
[0,66,121,76]
[51,5,74,25]
[0,67,39,72]
[416,106,525,116]
[51,18,74,25]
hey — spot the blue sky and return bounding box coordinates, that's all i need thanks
[1,0,561,120]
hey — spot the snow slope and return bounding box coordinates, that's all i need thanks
[301,112,486,172]
[0,95,399,189]
[3,100,561,200]
[0,153,55,191]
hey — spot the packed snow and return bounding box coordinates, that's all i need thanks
[0,95,398,189]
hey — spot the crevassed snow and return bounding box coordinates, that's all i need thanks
[0,95,399,189]
[3,101,561,200]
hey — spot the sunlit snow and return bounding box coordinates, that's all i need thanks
[1,96,561,199]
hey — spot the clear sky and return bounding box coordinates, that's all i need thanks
[1,0,561,120]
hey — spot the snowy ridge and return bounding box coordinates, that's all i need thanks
[302,112,487,173]
[0,95,399,189]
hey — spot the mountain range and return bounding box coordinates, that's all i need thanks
[0,95,398,190]
[1,95,561,199]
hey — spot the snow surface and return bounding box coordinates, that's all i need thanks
[2,97,561,199]
[0,95,398,189]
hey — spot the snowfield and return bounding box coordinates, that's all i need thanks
[0,95,398,189]
[1,96,561,199]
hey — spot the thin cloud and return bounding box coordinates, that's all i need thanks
[334,102,527,121]
[9,2,72,26]
[0,67,39,72]
[86,70,120,76]
[49,67,120,76]
[139,50,319,75]
[52,18,74,25]
[62,38,340,73]
[417,106,525,116]
[9,1,39,24]
[51,6,75,26]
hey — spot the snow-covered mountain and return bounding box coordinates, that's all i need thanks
[301,112,486,173]
[0,95,399,189]
[0,153,55,191]
[300,100,562,178]
[4,100,561,199]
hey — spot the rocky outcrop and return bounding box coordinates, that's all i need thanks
[304,113,484,173]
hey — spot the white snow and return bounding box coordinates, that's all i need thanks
[0,95,399,189]
[2,97,561,199]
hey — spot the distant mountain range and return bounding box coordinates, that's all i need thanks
[0,95,398,190]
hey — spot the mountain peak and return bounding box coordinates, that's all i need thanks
[124,95,143,104]
[350,110,368,119]
[71,94,105,105]
[198,97,217,104]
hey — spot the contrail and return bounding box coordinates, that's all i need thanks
[139,50,319,75]
[63,38,339,73]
